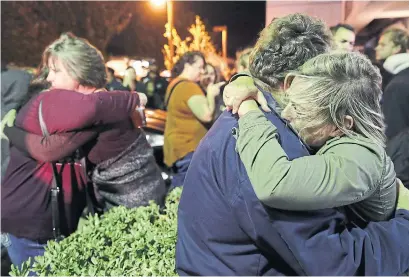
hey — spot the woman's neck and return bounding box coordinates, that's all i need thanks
[77,86,98,94]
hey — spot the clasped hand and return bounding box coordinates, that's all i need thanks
[223,76,271,116]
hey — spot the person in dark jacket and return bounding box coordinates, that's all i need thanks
[379,29,409,188]
[1,33,165,270]
[105,67,126,91]
[376,28,408,91]
[176,13,409,275]
[382,37,409,188]
[1,62,31,178]
[378,29,409,139]
[138,64,169,110]
[387,128,409,188]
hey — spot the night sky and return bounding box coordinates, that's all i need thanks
[179,1,266,57]
[107,1,266,68]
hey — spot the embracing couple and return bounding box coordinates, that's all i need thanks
[176,13,409,275]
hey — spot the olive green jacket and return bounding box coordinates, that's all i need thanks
[236,109,397,222]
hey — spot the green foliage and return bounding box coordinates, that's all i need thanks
[11,188,182,276]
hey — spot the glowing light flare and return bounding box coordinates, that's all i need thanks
[150,0,166,8]
[160,70,171,78]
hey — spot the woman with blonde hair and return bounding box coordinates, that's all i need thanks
[1,33,165,269]
[122,66,137,91]
[227,52,404,226]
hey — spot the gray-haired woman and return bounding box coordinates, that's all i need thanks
[1,33,165,269]
[225,52,408,226]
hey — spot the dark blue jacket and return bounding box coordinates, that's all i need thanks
[176,92,409,275]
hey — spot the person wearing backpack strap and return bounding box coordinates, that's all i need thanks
[164,51,224,188]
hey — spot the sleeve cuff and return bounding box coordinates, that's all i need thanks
[238,109,277,131]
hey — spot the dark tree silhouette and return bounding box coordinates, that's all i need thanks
[1,1,134,66]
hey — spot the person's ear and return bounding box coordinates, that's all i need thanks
[329,116,354,137]
[283,74,295,91]
[392,45,402,55]
[344,115,354,130]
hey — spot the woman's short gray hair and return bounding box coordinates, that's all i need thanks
[287,52,386,147]
[37,32,106,88]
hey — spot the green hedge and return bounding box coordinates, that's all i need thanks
[11,187,182,276]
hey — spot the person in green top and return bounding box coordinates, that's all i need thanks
[225,52,407,226]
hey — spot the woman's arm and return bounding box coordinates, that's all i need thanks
[236,108,384,210]
[19,90,142,134]
[4,125,98,162]
[187,82,225,123]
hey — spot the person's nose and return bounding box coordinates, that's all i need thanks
[46,71,54,83]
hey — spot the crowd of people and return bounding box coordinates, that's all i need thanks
[106,64,169,110]
[1,12,409,276]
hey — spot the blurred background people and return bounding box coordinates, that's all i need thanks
[330,23,356,52]
[138,64,168,110]
[122,66,137,91]
[105,66,126,91]
[200,63,226,121]
[375,28,408,90]
[378,28,409,189]
[377,28,409,138]
[200,63,218,88]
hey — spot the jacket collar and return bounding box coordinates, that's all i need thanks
[384,53,409,75]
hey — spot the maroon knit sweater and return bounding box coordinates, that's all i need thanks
[1,89,140,241]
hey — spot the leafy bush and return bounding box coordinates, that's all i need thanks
[11,187,182,276]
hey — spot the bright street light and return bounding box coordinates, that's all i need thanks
[150,0,166,8]
[150,0,174,67]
